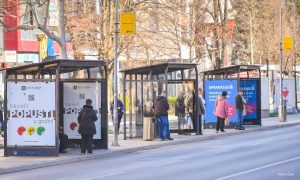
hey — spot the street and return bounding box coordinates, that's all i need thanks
[1,125,300,180]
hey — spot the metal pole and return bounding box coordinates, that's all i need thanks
[279,0,286,122]
[112,0,119,146]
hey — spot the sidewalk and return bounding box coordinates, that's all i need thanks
[1,114,300,175]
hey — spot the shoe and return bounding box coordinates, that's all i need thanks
[81,153,85,155]
[167,137,173,140]
[216,131,219,133]
[0,133,4,137]
[160,138,165,141]
[234,127,238,130]
[87,152,93,154]
[59,150,67,153]
[221,130,226,132]
[239,127,245,130]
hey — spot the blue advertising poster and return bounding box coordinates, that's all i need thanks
[240,80,257,120]
[204,80,238,128]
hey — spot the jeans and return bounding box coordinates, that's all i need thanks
[236,110,244,129]
[157,116,170,139]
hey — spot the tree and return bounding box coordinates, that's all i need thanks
[0,0,67,58]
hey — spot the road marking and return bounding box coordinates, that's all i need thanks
[209,149,233,155]
[153,159,184,167]
[215,156,300,180]
[82,172,124,180]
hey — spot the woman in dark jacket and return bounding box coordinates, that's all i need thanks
[77,99,98,154]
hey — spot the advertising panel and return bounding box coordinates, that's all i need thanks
[240,80,258,120]
[275,78,295,109]
[63,82,101,139]
[205,80,238,128]
[7,81,56,146]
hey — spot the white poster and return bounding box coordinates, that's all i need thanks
[7,81,56,146]
[261,77,270,110]
[275,78,295,108]
[63,82,101,139]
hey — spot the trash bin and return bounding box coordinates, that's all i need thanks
[143,117,155,141]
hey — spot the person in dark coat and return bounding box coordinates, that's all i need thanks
[235,89,247,130]
[175,91,185,130]
[110,95,124,133]
[198,88,205,131]
[0,109,4,137]
[78,99,98,154]
[154,91,173,141]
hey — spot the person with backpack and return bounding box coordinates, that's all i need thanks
[175,91,186,131]
[78,99,98,154]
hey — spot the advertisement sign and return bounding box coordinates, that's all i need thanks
[4,51,17,63]
[260,77,270,110]
[275,78,295,108]
[204,80,238,128]
[240,80,258,120]
[63,82,101,139]
[7,81,56,146]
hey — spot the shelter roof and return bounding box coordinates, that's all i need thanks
[120,62,198,75]
[203,65,260,76]
[1,60,107,75]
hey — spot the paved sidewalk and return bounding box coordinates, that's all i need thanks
[1,114,300,175]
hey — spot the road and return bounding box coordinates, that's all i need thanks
[1,125,300,180]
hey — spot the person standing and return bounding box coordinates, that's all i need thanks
[175,91,186,131]
[198,88,205,131]
[214,91,229,133]
[110,95,124,133]
[0,108,4,137]
[185,88,195,129]
[235,89,247,130]
[154,91,173,141]
[78,99,98,154]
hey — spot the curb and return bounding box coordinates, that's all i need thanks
[0,122,300,175]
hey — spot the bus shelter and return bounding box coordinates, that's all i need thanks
[2,60,108,156]
[120,62,201,140]
[203,65,261,128]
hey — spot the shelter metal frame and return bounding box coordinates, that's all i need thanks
[1,60,108,156]
[120,62,201,140]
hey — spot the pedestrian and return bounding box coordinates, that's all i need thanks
[154,91,173,141]
[175,91,185,131]
[59,126,68,153]
[214,91,229,133]
[198,88,205,131]
[78,99,98,154]
[185,88,195,129]
[110,94,124,134]
[235,89,247,130]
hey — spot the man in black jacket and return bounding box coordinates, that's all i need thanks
[235,89,246,130]
[78,99,98,154]
[154,91,173,141]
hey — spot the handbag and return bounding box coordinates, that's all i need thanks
[225,118,229,126]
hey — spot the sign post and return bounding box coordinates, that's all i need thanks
[120,13,136,35]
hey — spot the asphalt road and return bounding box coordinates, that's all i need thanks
[1,125,300,180]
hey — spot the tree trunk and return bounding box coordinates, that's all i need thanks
[57,0,68,59]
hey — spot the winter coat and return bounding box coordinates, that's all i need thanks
[175,95,185,116]
[154,95,169,117]
[214,96,228,118]
[78,105,98,134]
[198,96,205,116]
[185,92,195,113]
[235,94,244,110]
[110,99,124,118]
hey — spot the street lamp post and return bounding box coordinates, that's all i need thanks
[112,0,120,146]
[279,0,287,122]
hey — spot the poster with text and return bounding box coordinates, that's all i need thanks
[63,82,101,139]
[240,80,258,119]
[7,81,56,146]
[205,80,238,128]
